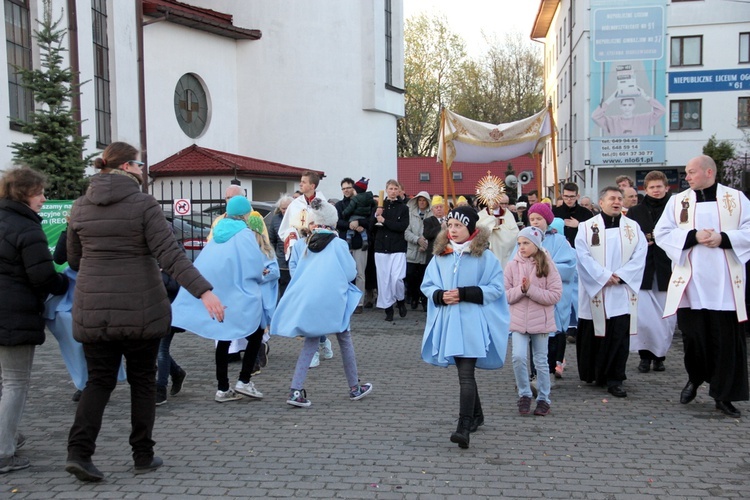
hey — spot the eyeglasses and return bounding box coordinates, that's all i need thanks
[562,195,577,199]
[128,161,144,167]
[341,186,354,191]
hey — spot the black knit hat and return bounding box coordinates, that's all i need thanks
[447,206,479,234]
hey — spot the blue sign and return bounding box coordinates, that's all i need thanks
[669,69,750,93]
[593,6,665,62]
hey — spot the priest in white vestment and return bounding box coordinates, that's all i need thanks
[476,193,519,269]
[654,155,750,418]
[575,187,647,398]
[278,171,327,260]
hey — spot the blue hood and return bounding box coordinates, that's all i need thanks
[213,218,248,243]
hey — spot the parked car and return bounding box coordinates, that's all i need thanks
[163,211,214,261]
[202,200,276,219]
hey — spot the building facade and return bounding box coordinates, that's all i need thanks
[532,0,749,197]
[2,0,405,202]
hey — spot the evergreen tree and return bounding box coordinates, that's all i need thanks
[702,134,736,185]
[9,0,91,199]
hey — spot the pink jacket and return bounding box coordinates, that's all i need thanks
[504,250,562,334]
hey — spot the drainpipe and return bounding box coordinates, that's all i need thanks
[136,0,148,192]
[66,0,81,137]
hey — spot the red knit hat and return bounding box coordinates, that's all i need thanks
[527,202,554,225]
[354,177,369,194]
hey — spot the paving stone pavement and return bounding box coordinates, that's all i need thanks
[3,306,750,499]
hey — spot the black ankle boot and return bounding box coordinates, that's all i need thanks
[397,300,407,317]
[469,412,484,433]
[384,306,394,322]
[450,416,472,449]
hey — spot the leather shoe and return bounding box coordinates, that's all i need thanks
[65,460,104,482]
[637,359,651,373]
[397,300,407,317]
[680,381,697,404]
[607,385,627,398]
[715,400,741,418]
[652,360,665,372]
[134,456,163,475]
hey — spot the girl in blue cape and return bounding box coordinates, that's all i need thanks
[271,199,373,408]
[420,206,509,449]
[171,196,279,403]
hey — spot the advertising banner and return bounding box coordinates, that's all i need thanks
[40,200,73,271]
[590,0,667,166]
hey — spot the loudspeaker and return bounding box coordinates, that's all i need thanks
[518,171,534,185]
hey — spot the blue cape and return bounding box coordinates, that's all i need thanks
[271,235,361,337]
[171,228,279,340]
[420,247,509,369]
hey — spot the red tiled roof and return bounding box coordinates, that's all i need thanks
[148,145,324,180]
[398,156,539,198]
[142,0,261,40]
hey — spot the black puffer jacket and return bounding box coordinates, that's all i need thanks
[0,199,69,346]
[68,172,212,343]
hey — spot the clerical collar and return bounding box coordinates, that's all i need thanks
[695,182,717,203]
[601,213,621,228]
[304,192,317,204]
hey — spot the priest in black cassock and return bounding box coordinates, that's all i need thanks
[654,155,750,418]
[575,187,647,398]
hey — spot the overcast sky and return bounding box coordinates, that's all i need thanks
[403,0,542,57]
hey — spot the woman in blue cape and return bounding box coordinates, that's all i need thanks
[272,199,372,408]
[172,196,278,403]
[524,204,577,379]
[420,206,509,449]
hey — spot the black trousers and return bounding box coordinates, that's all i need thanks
[215,326,264,391]
[405,262,427,304]
[68,338,161,466]
[677,308,749,402]
[576,315,630,387]
[455,357,482,418]
[638,349,665,362]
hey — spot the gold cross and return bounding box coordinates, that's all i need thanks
[624,224,635,244]
[722,192,736,216]
[673,276,685,287]
[592,296,602,308]
[735,275,743,288]
[630,293,638,305]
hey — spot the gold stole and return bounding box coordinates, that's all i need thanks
[663,185,746,321]
[583,215,640,337]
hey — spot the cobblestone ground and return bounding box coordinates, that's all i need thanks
[3,306,750,499]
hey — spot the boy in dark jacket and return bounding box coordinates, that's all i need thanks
[341,177,377,249]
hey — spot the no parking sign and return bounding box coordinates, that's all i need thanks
[173,198,192,216]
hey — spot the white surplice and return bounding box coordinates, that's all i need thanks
[654,186,750,316]
[575,216,647,327]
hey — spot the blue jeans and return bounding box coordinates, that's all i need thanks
[512,332,551,403]
[0,345,34,458]
[157,329,182,388]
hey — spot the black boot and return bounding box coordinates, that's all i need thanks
[638,359,651,373]
[384,306,394,322]
[450,416,472,449]
[469,393,484,433]
[397,300,407,317]
[155,385,167,406]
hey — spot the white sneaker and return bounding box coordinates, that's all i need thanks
[235,380,263,399]
[320,338,333,359]
[215,388,243,402]
[309,351,320,368]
